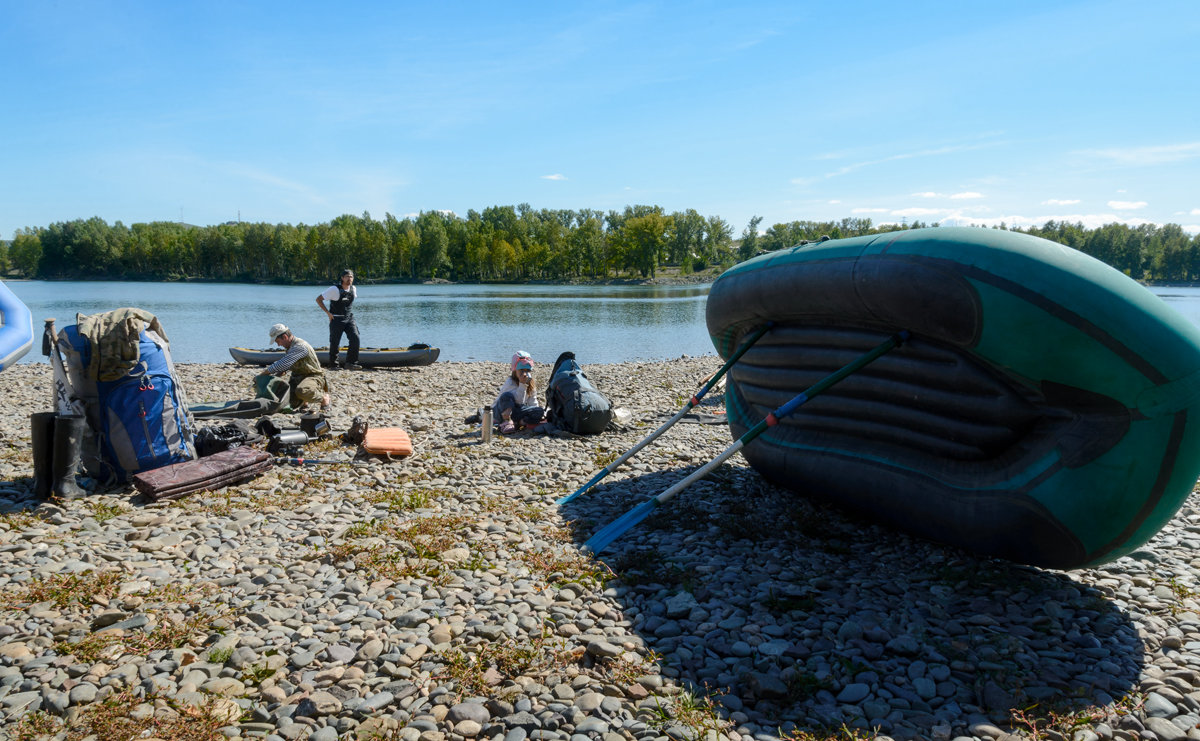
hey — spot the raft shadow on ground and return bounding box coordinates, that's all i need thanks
[561,463,1146,736]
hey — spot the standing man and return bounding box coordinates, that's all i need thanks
[258,324,330,411]
[317,269,362,370]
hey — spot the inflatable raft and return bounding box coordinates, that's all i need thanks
[0,281,34,372]
[229,344,439,368]
[706,227,1200,569]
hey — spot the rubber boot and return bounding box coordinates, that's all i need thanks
[30,412,56,500]
[51,414,87,500]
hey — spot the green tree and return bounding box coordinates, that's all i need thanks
[738,216,763,261]
[415,211,449,279]
[8,229,41,277]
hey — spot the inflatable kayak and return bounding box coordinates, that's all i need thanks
[228,344,439,368]
[0,281,34,372]
[706,227,1200,569]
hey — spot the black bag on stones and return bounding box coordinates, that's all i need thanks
[194,420,261,458]
[546,352,613,435]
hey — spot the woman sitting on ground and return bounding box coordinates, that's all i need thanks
[492,351,547,433]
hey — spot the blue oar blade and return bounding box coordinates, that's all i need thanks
[557,469,608,505]
[583,498,660,554]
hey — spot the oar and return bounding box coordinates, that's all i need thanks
[274,457,369,466]
[557,322,773,506]
[584,331,909,555]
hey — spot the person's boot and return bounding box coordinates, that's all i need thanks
[30,412,56,500]
[51,414,87,500]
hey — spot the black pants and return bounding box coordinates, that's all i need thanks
[328,315,360,366]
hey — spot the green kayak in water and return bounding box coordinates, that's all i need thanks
[706,226,1200,569]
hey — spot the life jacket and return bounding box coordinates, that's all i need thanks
[329,285,355,317]
[287,337,325,378]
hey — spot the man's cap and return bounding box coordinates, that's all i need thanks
[268,323,289,341]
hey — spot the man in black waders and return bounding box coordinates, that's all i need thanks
[316,269,361,370]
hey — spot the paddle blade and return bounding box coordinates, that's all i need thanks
[557,469,608,505]
[583,498,660,555]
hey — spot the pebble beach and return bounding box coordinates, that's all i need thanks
[2,358,1200,741]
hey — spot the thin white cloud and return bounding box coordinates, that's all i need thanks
[949,192,983,200]
[828,199,841,204]
[1191,208,1200,216]
[1042,199,1080,206]
[890,207,944,217]
[822,140,1002,180]
[851,207,889,214]
[1108,200,1147,210]
[541,173,567,181]
[911,192,941,198]
[1083,142,1200,166]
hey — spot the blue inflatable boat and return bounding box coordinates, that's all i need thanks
[0,281,33,371]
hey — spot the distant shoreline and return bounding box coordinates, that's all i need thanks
[5,268,720,288]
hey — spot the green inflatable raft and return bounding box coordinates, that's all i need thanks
[706,227,1200,569]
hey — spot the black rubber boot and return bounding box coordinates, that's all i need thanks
[30,412,56,500]
[51,414,87,500]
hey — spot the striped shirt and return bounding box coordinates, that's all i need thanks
[265,339,316,375]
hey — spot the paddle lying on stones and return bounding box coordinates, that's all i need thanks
[583,331,909,555]
[274,457,369,466]
[557,322,772,506]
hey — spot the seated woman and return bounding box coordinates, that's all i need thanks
[492,351,547,433]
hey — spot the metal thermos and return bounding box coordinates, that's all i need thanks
[481,405,492,442]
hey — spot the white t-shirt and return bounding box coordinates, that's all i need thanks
[320,284,357,302]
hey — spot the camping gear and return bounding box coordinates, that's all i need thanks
[706,226,1200,569]
[52,309,196,484]
[190,375,291,419]
[545,352,612,435]
[359,427,413,458]
[0,281,33,372]
[299,413,331,439]
[584,333,905,555]
[194,421,262,457]
[558,324,770,505]
[341,416,369,445]
[228,344,440,368]
[48,414,88,500]
[275,456,368,466]
[132,446,273,501]
[267,429,311,455]
[30,412,56,499]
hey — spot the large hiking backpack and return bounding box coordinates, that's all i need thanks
[58,310,196,484]
[546,352,613,435]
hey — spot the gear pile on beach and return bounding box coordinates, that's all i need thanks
[0,359,1199,741]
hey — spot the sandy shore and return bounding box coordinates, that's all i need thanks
[1,359,1200,741]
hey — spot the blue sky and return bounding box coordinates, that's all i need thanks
[2,1,1198,240]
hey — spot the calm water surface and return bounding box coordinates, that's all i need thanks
[7,281,714,365]
[10,282,1200,367]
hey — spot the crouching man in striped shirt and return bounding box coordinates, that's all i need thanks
[257,323,330,412]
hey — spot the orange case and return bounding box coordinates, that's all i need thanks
[360,427,413,457]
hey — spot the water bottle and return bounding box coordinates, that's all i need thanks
[481,405,492,442]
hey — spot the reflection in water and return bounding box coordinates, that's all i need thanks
[9,281,715,365]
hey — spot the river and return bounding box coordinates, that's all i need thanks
[9,281,1200,367]
[6,281,714,365]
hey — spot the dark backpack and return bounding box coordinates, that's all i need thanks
[546,352,612,434]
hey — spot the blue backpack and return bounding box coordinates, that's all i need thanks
[60,317,196,484]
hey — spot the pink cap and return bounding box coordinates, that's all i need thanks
[511,351,533,372]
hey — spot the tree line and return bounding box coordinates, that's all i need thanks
[1,205,1198,283]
